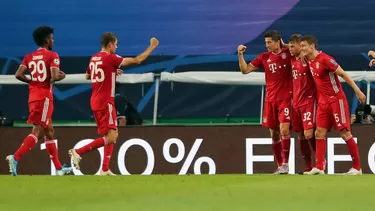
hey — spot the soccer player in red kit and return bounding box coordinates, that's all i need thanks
[288,34,316,173]
[300,35,366,175]
[238,30,292,174]
[69,32,159,175]
[6,26,72,176]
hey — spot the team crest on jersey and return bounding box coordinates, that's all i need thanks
[316,62,320,68]
[330,59,337,66]
[53,58,60,65]
[281,53,287,59]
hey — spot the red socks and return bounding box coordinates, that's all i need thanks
[299,136,313,170]
[272,139,283,167]
[45,140,63,170]
[315,138,327,170]
[14,134,38,161]
[102,144,114,172]
[344,136,361,170]
[76,137,107,156]
[281,134,291,164]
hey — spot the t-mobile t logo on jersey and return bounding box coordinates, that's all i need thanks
[292,69,298,79]
[269,63,277,73]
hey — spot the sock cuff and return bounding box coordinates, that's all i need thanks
[28,134,38,143]
[281,134,290,140]
[103,137,109,145]
[316,137,327,141]
[45,140,55,145]
[272,138,281,144]
[344,136,353,141]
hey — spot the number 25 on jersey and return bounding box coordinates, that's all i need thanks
[90,61,104,83]
[29,60,47,82]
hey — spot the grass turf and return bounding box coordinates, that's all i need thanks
[0,175,374,211]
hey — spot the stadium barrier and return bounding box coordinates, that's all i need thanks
[1,125,375,175]
[0,71,373,125]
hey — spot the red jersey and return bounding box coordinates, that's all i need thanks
[291,56,316,107]
[250,48,292,102]
[20,48,59,103]
[309,52,345,104]
[87,51,124,111]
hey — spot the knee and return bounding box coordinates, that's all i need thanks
[315,128,326,139]
[269,129,280,140]
[106,129,118,144]
[32,126,44,140]
[280,126,290,136]
[340,129,352,140]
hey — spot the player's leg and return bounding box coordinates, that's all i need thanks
[304,103,329,175]
[44,123,73,175]
[301,102,317,172]
[277,100,292,174]
[262,102,282,172]
[332,99,361,175]
[293,106,313,172]
[69,104,118,172]
[6,100,46,176]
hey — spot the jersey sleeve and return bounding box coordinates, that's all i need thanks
[110,54,124,69]
[250,54,263,69]
[323,56,339,73]
[20,56,28,68]
[50,52,60,69]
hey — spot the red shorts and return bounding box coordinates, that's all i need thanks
[316,99,351,131]
[262,100,291,129]
[292,101,317,132]
[27,98,53,128]
[93,103,117,135]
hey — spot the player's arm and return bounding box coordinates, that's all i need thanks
[51,68,65,82]
[15,65,31,83]
[238,45,258,74]
[120,38,159,67]
[50,54,65,82]
[335,66,366,104]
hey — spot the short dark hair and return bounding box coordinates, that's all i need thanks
[100,32,118,47]
[288,34,302,43]
[33,26,54,47]
[301,35,318,48]
[264,30,282,41]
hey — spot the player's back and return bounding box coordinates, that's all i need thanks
[21,48,58,103]
[88,51,123,111]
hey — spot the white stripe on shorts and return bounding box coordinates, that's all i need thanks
[41,98,49,123]
[339,99,346,124]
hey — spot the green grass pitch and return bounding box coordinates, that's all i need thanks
[0,175,374,211]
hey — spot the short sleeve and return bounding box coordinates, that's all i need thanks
[250,54,263,69]
[20,56,28,68]
[323,56,339,73]
[50,52,60,69]
[110,54,124,69]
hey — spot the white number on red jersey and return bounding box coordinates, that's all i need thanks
[29,60,47,82]
[89,61,104,83]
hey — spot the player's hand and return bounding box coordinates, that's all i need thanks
[356,91,366,104]
[369,59,375,67]
[116,69,123,76]
[59,71,66,80]
[368,50,375,57]
[150,37,159,47]
[237,45,247,55]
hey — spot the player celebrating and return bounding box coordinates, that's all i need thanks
[238,30,292,174]
[69,32,159,175]
[6,26,72,176]
[300,35,365,175]
[288,34,316,173]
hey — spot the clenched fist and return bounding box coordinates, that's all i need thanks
[238,45,247,55]
[150,37,159,47]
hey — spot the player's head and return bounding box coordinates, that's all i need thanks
[300,35,318,56]
[264,30,282,52]
[101,32,118,54]
[288,34,302,57]
[33,26,54,50]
